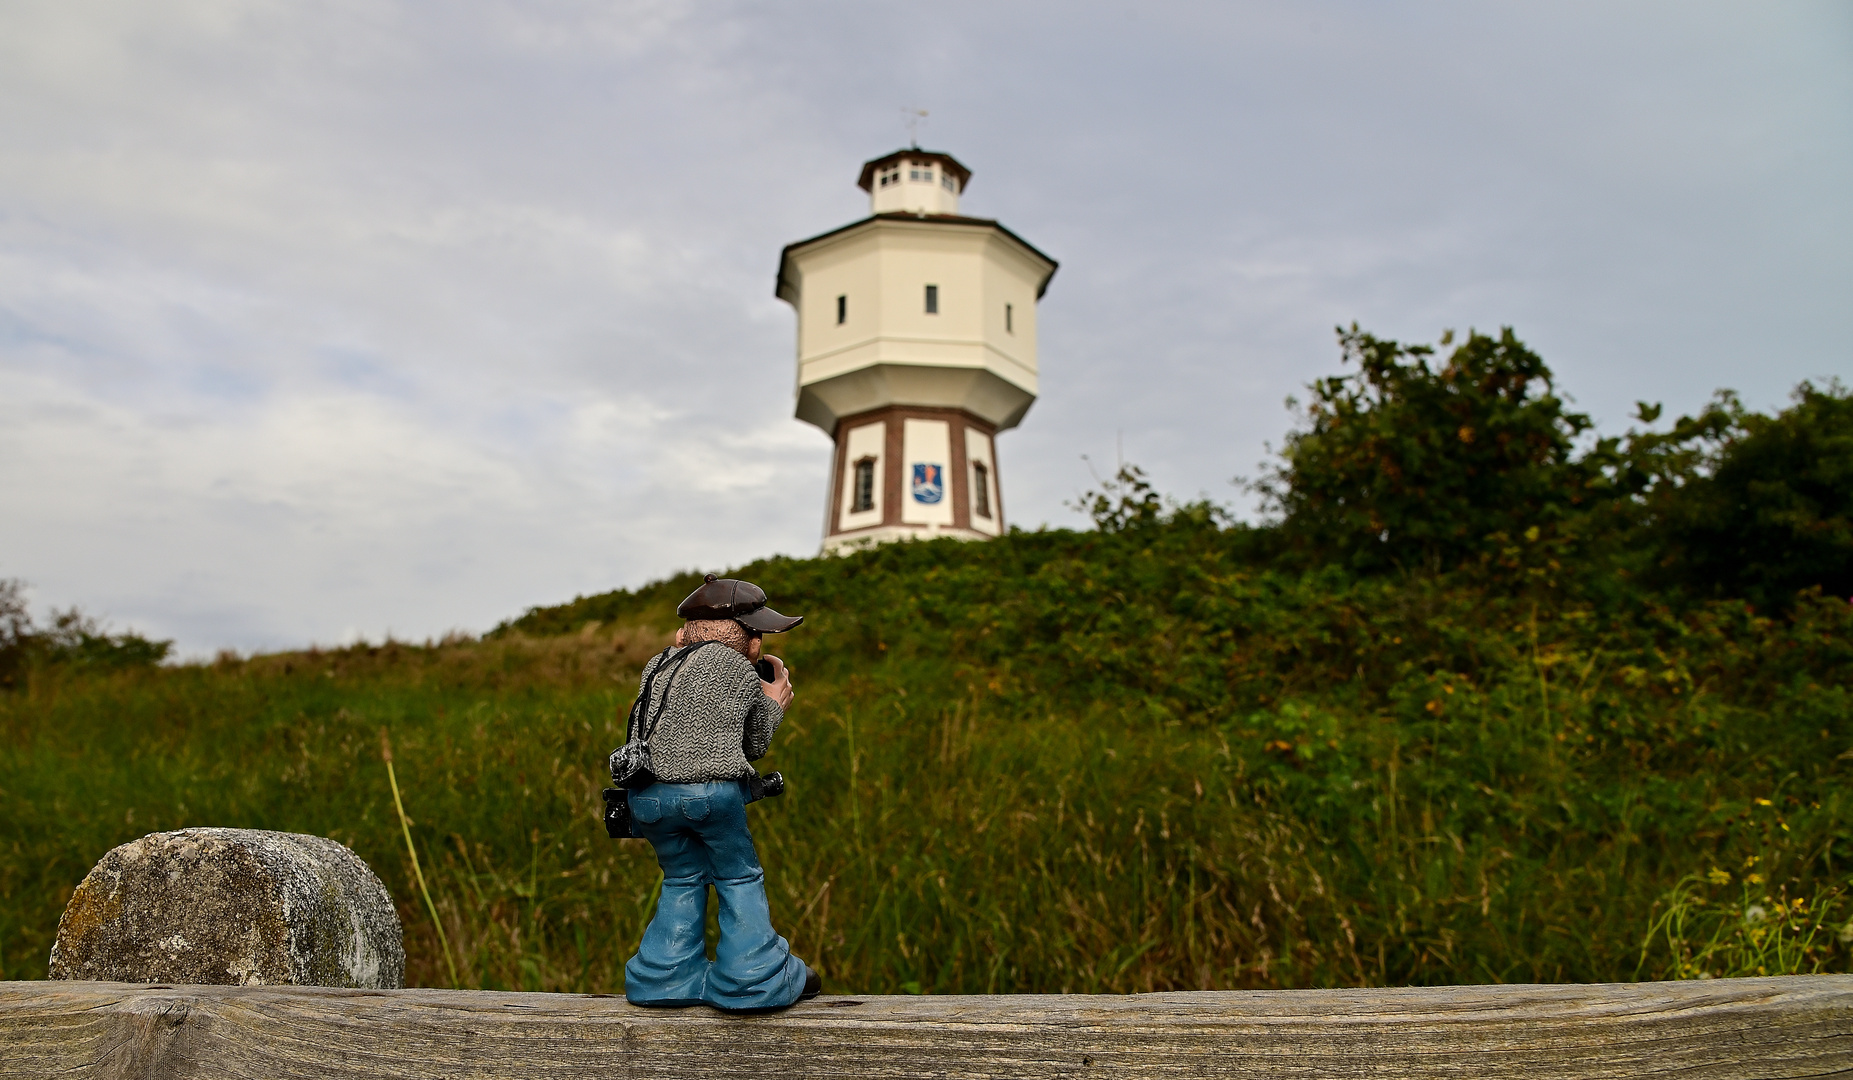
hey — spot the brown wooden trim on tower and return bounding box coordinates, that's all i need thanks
[949,416,971,531]
[883,414,904,527]
[826,425,848,535]
[989,430,1005,532]
[963,417,1003,533]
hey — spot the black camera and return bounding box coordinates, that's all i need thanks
[602,787,632,839]
[754,658,776,682]
[747,770,785,802]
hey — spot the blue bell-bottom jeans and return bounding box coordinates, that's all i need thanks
[623,780,810,1011]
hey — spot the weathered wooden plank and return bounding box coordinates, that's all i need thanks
[0,977,1848,1079]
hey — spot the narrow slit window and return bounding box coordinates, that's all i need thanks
[852,458,877,513]
[1005,303,1013,333]
[972,462,991,519]
[836,295,847,325]
[942,173,956,192]
[924,284,938,314]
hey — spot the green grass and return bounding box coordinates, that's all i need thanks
[3,524,1850,992]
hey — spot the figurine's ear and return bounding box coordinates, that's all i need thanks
[746,635,763,662]
[674,625,688,647]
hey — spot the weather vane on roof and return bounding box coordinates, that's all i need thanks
[902,107,928,148]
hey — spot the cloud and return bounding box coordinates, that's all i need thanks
[1,0,1846,655]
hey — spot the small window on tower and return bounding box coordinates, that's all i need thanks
[941,173,956,192]
[879,167,899,187]
[973,462,991,519]
[852,458,877,513]
[836,295,847,325]
[924,284,938,314]
[1005,303,1013,333]
[910,165,931,182]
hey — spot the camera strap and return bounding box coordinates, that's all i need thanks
[625,647,672,746]
[627,640,721,749]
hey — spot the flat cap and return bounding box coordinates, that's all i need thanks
[676,574,803,633]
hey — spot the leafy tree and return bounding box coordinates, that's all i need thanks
[1071,461,1236,537]
[1646,381,1853,609]
[1071,462,1164,533]
[0,579,172,689]
[0,580,31,690]
[1261,325,1597,573]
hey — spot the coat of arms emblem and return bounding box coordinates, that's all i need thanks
[911,463,944,504]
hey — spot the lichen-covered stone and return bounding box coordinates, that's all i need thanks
[48,828,405,988]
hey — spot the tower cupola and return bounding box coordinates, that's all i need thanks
[857,149,970,216]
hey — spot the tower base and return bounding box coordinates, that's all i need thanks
[821,524,995,557]
[820,404,1005,553]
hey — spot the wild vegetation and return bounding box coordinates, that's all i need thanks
[0,580,170,692]
[2,327,1848,994]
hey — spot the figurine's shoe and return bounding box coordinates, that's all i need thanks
[801,967,822,1001]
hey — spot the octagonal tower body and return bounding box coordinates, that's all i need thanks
[777,150,1057,554]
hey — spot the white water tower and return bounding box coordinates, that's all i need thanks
[777,149,1057,554]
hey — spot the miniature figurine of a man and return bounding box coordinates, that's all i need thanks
[621,574,819,1012]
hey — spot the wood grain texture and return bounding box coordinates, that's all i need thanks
[1,977,1849,1079]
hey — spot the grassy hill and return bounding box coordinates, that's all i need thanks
[2,522,1848,992]
[2,328,1848,992]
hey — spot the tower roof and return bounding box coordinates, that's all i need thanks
[857,149,972,194]
[775,213,1059,305]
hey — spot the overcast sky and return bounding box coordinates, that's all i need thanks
[2,1,1848,656]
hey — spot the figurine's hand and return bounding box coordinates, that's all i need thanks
[761,655,794,710]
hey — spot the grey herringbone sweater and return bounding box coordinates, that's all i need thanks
[629,643,784,783]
